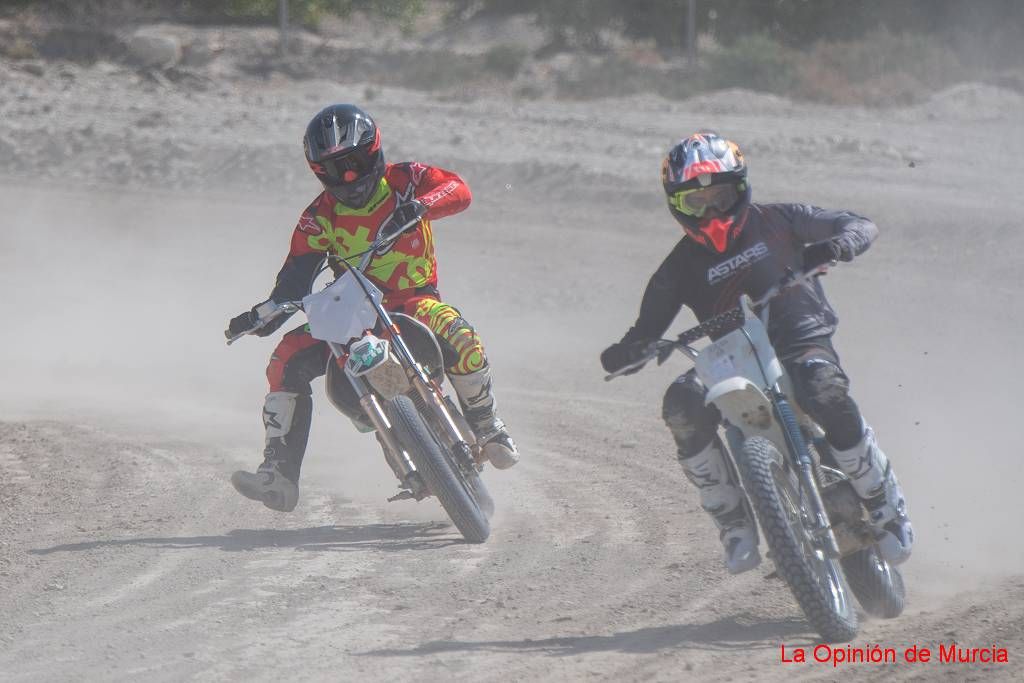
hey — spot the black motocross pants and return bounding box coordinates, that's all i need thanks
[662,338,864,458]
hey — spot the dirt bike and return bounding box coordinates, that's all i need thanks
[606,266,905,642]
[226,217,494,543]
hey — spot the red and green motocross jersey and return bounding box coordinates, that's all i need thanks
[269,162,472,308]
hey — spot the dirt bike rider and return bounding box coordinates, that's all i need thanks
[227,104,519,512]
[600,132,913,574]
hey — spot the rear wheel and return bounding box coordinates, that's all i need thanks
[842,546,905,618]
[385,395,490,543]
[738,436,858,642]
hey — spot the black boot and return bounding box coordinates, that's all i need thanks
[231,392,312,512]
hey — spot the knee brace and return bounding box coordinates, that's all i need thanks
[662,372,722,456]
[791,358,863,450]
[412,299,487,375]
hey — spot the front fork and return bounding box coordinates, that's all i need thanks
[330,342,418,486]
[332,341,475,487]
[770,386,842,559]
[407,371,478,468]
[375,310,475,467]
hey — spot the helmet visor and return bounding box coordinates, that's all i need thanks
[317,148,380,186]
[669,182,742,218]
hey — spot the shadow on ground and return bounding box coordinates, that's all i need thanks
[30,522,462,555]
[361,615,815,657]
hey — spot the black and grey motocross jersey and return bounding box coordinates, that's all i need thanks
[620,203,878,359]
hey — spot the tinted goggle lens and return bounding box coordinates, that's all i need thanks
[669,182,743,217]
[320,149,377,185]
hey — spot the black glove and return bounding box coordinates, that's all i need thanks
[228,299,292,339]
[802,241,842,272]
[600,340,650,375]
[380,199,427,240]
[227,309,258,338]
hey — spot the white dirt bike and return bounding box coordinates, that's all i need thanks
[606,267,905,643]
[227,218,494,543]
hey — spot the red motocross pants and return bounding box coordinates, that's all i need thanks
[266,296,487,394]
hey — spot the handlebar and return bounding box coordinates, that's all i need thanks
[604,265,831,381]
[224,211,424,346]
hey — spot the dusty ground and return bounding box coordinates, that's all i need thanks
[2,33,1024,681]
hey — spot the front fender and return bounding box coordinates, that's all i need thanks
[706,378,787,449]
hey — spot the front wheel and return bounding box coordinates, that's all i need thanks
[385,395,490,543]
[738,436,858,642]
[841,546,905,618]
[464,468,495,519]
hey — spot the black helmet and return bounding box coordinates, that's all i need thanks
[661,132,751,253]
[303,104,386,208]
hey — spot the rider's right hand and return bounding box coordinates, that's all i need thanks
[227,309,259,338]
[600,341,649,375]
[380,199,427,241]
[802,240,842,272]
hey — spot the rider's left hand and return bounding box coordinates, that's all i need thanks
[227,309,259,338]
[381,199,427,240]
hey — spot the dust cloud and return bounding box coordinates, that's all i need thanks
[2,8,1024,681]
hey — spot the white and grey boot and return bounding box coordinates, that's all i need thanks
[681,437,761,574]
[231,391,311,513]
[448,365,519,469]
[830,423,914,565]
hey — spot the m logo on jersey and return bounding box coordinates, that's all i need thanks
[707,241,769,284]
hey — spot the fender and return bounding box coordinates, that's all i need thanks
[706,377,787,450]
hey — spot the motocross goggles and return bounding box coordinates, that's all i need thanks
[669,181,744,218]
[318,147,381,186]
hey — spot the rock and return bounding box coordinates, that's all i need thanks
[834,137,864,153]
[903,148,925,164]
[93,60,123,76]
[19,61,45,77]
[125,31,181,70]
[180,37,215,68]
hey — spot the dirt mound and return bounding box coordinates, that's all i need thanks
[916,82,1024,120]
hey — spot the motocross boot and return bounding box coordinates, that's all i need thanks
[830,423,914,565]
[231,391,312,512]
[448,365,519,470]
[680,436,761,574]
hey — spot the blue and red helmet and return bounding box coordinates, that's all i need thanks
[662,132,751,253]
[303,104,386,208]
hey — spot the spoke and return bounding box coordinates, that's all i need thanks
[774,463,847,613]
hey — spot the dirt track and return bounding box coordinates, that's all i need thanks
[3,51,1024,681]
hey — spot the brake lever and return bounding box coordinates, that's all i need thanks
[225,329,252,346]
